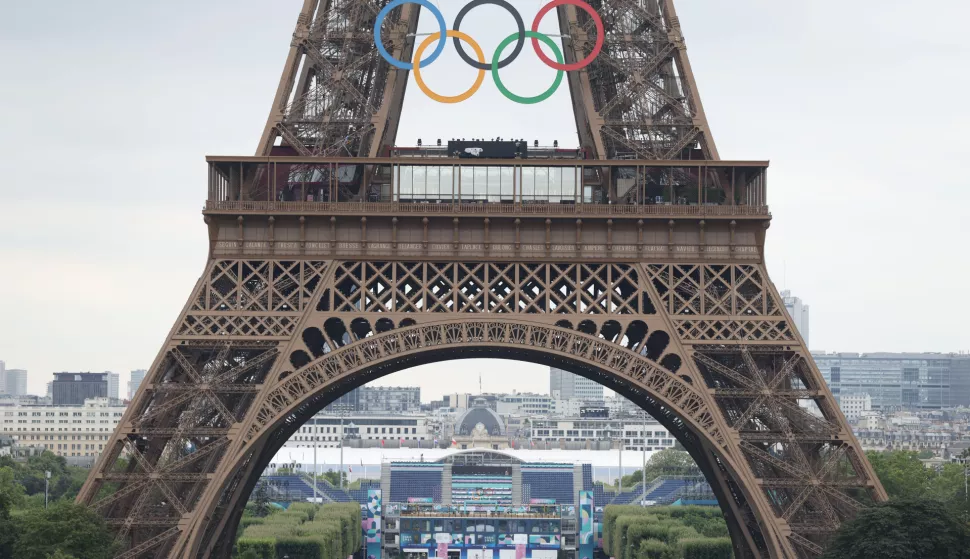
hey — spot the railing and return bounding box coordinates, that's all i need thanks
[205,200,769,217]
[205,155,770,215]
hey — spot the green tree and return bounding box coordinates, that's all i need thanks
[319,469,347,487]
[823,499,970,559]
[1,466,24,559]
[250,484,272,518]
[866,450,933,499]
[13,501,118,559]
[623,450,698,487]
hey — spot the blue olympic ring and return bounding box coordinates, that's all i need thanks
[374,0,448,70]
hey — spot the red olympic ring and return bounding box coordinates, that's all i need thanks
[531,0,604,71]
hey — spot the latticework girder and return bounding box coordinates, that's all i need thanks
[77,0,886,557]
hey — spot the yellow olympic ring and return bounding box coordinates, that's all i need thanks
[412,30,485,104]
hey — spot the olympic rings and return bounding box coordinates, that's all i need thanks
[374,0,448,70]
[371,0,604,102]
[413,30,486,104]
[452,0,524,71]
[531,0,604,71]
[492,31,563,105]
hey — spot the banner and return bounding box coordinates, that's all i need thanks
[579,490,594,559]
[363,489,382,559]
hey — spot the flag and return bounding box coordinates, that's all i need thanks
[451,437,457,446]
[349,466,353,473]
[434,438,438,446]
[380,439,385,447]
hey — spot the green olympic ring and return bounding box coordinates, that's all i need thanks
[492,31,564,105]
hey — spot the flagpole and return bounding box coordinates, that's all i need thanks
[313,421,319,502]
[339,411,345,490]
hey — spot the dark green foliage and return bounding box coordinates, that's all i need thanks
[622,450,699,487]
[237,502,360,559]
[236,537,276,559]
[0,465,22,557]
[638,539,676,559]
[681,538,733,559]
[248,484,272,518]
[12,501,118,559]
[604,505,731,559]
[317,469,347,488]
[0,452,87,503]
[823,499,970,559]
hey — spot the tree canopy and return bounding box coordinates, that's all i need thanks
[13,501,118,559]
[823,499,970,559]
[866,450,970,519]
[621,449,699,487]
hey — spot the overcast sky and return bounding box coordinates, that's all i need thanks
[0,0,967,399]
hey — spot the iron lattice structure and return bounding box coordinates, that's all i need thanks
[257,0,717,162]
[77,1,886,558]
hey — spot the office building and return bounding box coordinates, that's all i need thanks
[128,369,147,399]
[0,397,126,463]
[4,369,28,398]
[780,289,810,347]
[52,373,108,406]
[839,394,872,421]
[108,372,120,400]
[530,417,675,451]
[549,368,603,401]
[286,413,430,448]
[813,352,970,411]
[323,386,421,413]
[496,393,553,415]
[359,386,421,412]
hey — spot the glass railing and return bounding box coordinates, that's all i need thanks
[205,156,769,216]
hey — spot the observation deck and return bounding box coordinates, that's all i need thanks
[203,156,771,262]
[205,155,769,219]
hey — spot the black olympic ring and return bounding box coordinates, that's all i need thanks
[451,0,525,70]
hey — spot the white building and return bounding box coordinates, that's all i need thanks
[839,394,872,421]
[108,372,120,400]
[285,413,431,448]
[3,369,28,398]
[551,398,585,417]
[530,417,675,451]
[0,397,126,463]
[605,394,641,417]
[129,369,147,399]
[496,393,553,415]
[443,393,473,410]
[549,368,603,401]
[780,290,810,348]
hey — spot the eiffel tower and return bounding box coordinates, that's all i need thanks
[77,0,887,557]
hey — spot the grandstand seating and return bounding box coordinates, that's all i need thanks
[389,467,443,503]
[581,464,593,491]
[258,474,354,503]
[611,484,643,505]
[318,481,352,502]
[259,475,316,501]
[645,478,689,503]
[592,484,611,505]
[521,466,574,504]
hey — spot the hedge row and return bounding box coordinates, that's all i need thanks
[604,505,733,559]
[237,503,361,559]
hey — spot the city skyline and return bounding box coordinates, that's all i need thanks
[1,0,968,397]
